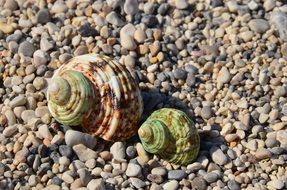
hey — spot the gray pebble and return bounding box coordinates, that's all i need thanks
[78,168,92,186]
[173,68,187,80]
[110,142,125,159]
[36,8,51,24]
[168,170,187,180]
[73,144,97,162]
[18,41,36,57]
[87,179,105,190]
[210,146,228,165]
[126,163,142,177]
[203,172,219,183]
[9,95,26,108]
[65,130,97,149]
[106,11,125,26]
[124,0,139,15]
[130,177,146,188]
[3,125,17,137]
[163,180,179,190]
[248,19,270,34]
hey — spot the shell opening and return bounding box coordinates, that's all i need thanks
[48,77,71,105]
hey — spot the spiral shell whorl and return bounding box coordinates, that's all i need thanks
[47,54,143,141]
[138,108,200,165]
[48,70,95,126]
[139,120,170,154]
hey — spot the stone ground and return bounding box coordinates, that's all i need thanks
[0,0,287,190]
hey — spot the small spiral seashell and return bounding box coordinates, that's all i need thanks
[47,54,143,141]
[138,108,200,165]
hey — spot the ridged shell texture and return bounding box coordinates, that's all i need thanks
[47,54,143,141]
[138,108,200,165]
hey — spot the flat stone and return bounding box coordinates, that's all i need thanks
[210,146,228,165]
[87,179,105,190]
[65,130,97,149]
[3,125,17,137]
[38,124,53,140]
[191,177,207,190]
[267,179,284,189]
[126,163,142,177]
[255,148,272,160]
[73,144,97,162]
[9,95,26,108]
[168,170,187,180]
[124,0,139,15]
[130,178,146,189]
[110,142,125,159]
[106,11,125,26]
[248,19,270,34]
[36,8,51,24]
[18,41,36,57]
[163,180,179,190]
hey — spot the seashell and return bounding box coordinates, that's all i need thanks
[47,54,143,141]
[138,108,200,165]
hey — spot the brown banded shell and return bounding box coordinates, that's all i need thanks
[47,54,143,141]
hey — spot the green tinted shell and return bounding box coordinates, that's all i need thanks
[138,108,200,165]
[47,54,143,141]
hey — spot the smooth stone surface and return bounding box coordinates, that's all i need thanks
[65,130,97,149]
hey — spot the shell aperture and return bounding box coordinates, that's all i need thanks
[138,108,200,165]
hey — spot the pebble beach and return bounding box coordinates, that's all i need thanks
[0,0,287,189]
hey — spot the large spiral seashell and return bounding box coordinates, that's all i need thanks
[138,108,200,165]
[47,54,143,141]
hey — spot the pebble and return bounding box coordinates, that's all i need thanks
[106,11,125,26]
[4,110,16,126]
[163,180,179,190]
[203,172,219,183]
[87,179,105,190]
[126,163,142,177]
[175,0,189,9]
[65,130,97,149]
[168,170,187,180]
[217,67,231,85]
[0,22,14,34]
[73,144,97,162]
[276,130,287,145]
[79,23,97,37]
[147,174,163,183]
[0,163,5,176]
[3,125,17,137]
[264,0,276,11]
[124,0,139,15]
[121,34,137,50]
[255,148,272,160]
[248,19,270,34]
[267,179,285,189]
[38,124,53,140]
[270,12,287,41]
[173,68,187,80]
[151,167,167,176]
[110,142,125,159]
[9,95,26,108]
[18,41,36,57]
[40,38,54,52]
[36,9,51,24]
[78,168,92,186]
[210,146,228,165]
[191,177,207,190]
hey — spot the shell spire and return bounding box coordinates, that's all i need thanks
[138,108,200,165]
[47,54,143,141]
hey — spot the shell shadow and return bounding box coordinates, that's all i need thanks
[127,90,227,155]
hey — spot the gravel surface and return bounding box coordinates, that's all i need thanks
[0,0,287,190]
